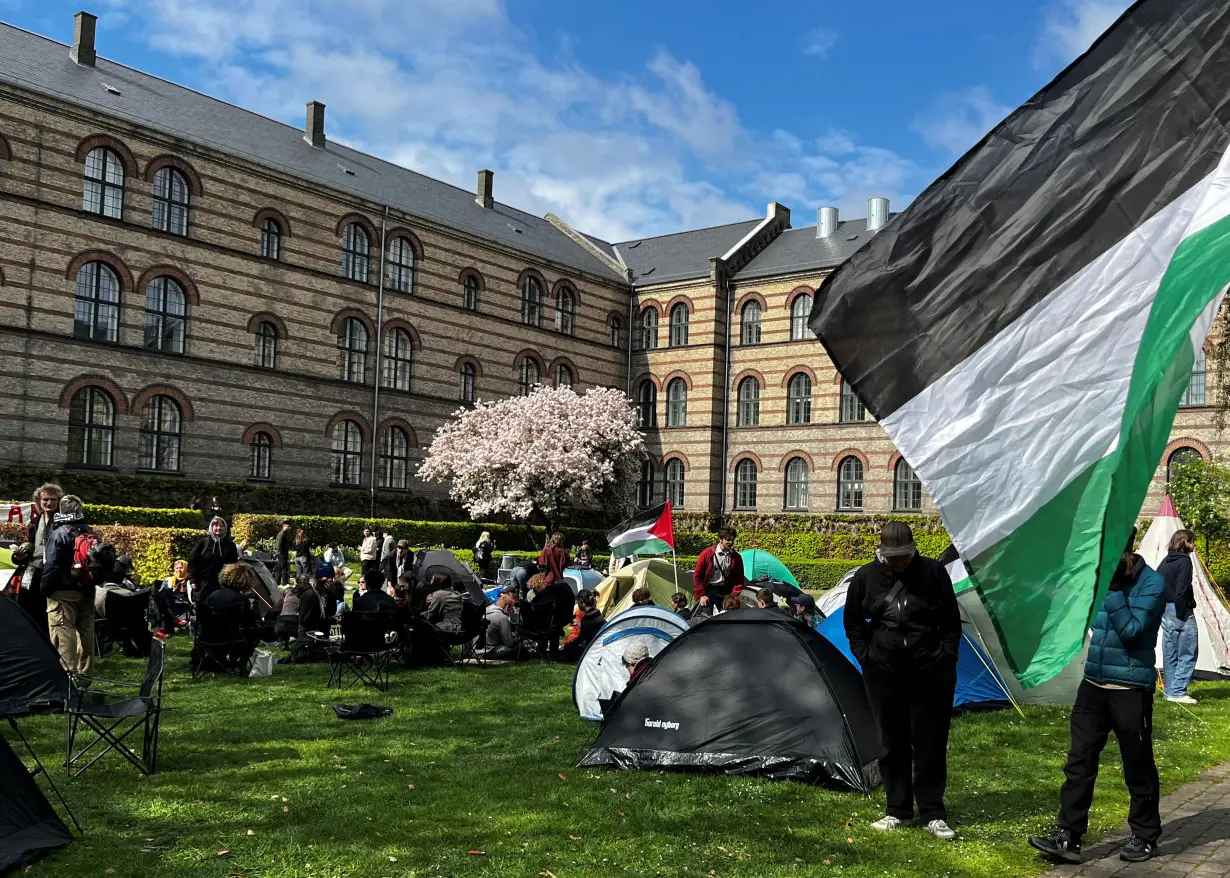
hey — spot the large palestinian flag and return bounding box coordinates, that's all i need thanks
[607,502,675,558]
[810,0,1230,688]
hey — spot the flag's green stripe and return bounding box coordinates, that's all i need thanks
[610,537,672,558]
[974,213,1230,688]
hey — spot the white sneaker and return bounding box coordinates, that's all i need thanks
[926,819,956,840]
[1166,694,1198,705]
[871,815,908,831]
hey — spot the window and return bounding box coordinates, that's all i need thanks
[737,377,760,427]
[735,459,758,510]
[338,317,369,383]
[555,285,575,335]
[151,166,189,236]
[522,276,542,326]
[462,274,479,311]
[637,381,657,429]
[73,261,120,342]
[840,380,866,422]
[68,387,114,467]
[381,328,413,392]
[785,457,809,510]
[837,456,864,511]
[380,426,411,490]
[1168,447,1201,483]
[640,308,659,350]
[790,293,813,340]
[139,395,183,472]
[556,364,573,389]
[387,236,415,294]
[459,362,477,403]
[610,316,623,348]
[666,378,687,427]
[740,301,762,345]
[341,223,370,283]
[143,276,187,354]
[331,420,363,486]
[260,217,282,260]
[665,458,685,508]
[519,357,541,396]
[254,321,279,369]
[249,431,272,480]
[787,373,812,425]
[1182,349,1207,406]
[82,147,124,218]
[669,304,689,347]
[894,458,923,512]
[637,460,657,508]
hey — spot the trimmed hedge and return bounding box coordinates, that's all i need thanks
[3,503,202,530]
[0,522,198,587]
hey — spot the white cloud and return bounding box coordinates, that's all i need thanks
[803,27,838,59]
[911,85,1011,157]
[1034,0,1131,69]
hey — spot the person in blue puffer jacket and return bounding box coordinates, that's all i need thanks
[1029,527,1166,866]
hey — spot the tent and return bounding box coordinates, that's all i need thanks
[0,734,72,873]
[564,566,606,596]
[1139,496,1230,677]
[740,549,799,587]
[234,556,277,611]
[416,550,489,607]
[580,609,881,792]
[0,595,68,719]
[592,559,689,617]
[816,568,860,617]
[572,606,690,721]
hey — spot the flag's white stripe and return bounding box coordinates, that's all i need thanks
[884,163,1230,560]
[609,522,658,547]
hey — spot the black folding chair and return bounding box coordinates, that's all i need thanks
[325,612,394,690]
[191,603,257,680]
[429,599,487,668]
[65,638,165,778]
[515,599,572,661]
[95,589,153,658]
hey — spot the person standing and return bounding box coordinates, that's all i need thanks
[381,528,396,569]
[1158,529,1199,704]
[273,519,294,586]
[292,528,313,579]
[10,482,64,633]
[843,522,961,840]
[383,539,413,586]
[1029,528,1166,865]
[538,532,570,589]
[189,516,243,604]
[692,527,745,613]
[40,495,100,675]
[474,531,496,580]
[359,527,380,581]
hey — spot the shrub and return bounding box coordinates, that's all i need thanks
[0,522,198,587]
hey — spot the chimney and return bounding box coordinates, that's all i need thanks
[816,206,839,239]
[70,11,97,67]
[476,169,494,209]
[305,101,326,148]
[867,197,890,233]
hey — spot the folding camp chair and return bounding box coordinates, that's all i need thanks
[516,599,573,661]
[95,589,153,658]
[65,638,165,778]
[429,600,487,668]
[191,603,257,680]
[325,612,394,691]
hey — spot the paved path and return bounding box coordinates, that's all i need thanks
[1049,762,1230,877]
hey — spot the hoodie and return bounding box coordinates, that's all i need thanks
[1084,554,1166,688]
[41,508,91,595]
[189,516,239,601]
[1157,550,1196,622]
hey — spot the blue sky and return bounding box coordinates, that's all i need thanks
[7,0,1129,241]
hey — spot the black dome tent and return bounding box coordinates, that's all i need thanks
[580,609,881,793]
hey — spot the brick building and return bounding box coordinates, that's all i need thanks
[0,12,1217,519]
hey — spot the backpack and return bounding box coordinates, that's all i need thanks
[71,532,116,588]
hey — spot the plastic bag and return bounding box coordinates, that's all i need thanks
[249,649,274,677]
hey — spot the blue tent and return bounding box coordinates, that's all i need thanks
[817,607,1014,711]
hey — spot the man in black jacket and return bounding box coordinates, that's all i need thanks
[843,522,961,840]
[273,520,294,586]
[41,494,99,675]
[1158,528,1199,704]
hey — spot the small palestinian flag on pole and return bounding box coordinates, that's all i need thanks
[810,0,1230,688]
[607,502,675,558]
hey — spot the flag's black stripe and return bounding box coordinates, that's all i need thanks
[607,503,667,541]
[810,0,1230,419]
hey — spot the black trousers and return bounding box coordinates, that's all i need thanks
[277,553,290,585]
[360,560,378,581]
[863,659,957,822]
[1058,680,1161,844]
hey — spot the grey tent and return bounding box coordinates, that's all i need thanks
[416,550,489,606]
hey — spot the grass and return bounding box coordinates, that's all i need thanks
[9,641,1230,878]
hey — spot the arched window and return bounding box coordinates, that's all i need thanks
[143,276,187,354]
[737,377,760,427]
[665,458,685,508]
[1168,447,1202,483]
[387,236,416,294]
[1182,349,1207,406]
[380,426,411,490]
[139,395,183,472]
[82,147,124,218]
[338,317,369,383]
[555,285,575,335]
[784,457,809,510]
[837,456,864,511]
[521,276,542,326]
[381,328,413,392]
[787,373,812,425]
[640,308,659,350]
[740,301,762,345]
[260,217,282,260]
[254,320,279,369]
[68,386,115,467]
[73,261,120,342]
[331,420,364,486]
[519,357,541,396]
[610,316,623,348]
[341,223,370,283]
[666,378,687,427]
[840,380,866,422]
[637,460,657,509]
[459,362,477,403]
[556,364,574,389]
[462,274,480,311]
[151,166,190,236]
[669,303,689,347]
[637,381,657,429]
[790,293,813,340]
[894,459,923,512]
[734,458,758,510]
[249,431,272,480]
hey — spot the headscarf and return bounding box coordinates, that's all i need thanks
[208,515,228,545]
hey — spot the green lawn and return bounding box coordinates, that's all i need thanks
[10,641,1230,878]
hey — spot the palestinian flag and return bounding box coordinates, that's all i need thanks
[810,0,1230,688]
[607,502,675,558]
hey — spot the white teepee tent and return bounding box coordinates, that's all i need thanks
[1138,495,1230,678]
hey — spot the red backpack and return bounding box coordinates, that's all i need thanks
[70,531,115,588]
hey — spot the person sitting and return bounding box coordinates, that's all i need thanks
[272,580,301,646]
[481,593,521,659]
[631,586,654,607]
[789,593,819,628]
[322,543,348,583]
[671,592,691,618]
[153,558,193,638]
[623,642,651,684]
[719,594,742,613]
[574,539,594,569]
[95,555,153,656]
[191,562,262,671]
[562,589,605,661]
[354,571,397,613]
[423,572,464,634]
[392,573,414,607]
[313,564,346,618]
[290,576,330,662]
[757,587,793,617]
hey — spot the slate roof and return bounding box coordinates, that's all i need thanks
[734,219,879,280]
[613,220,762,286]
[0,23,624,281]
